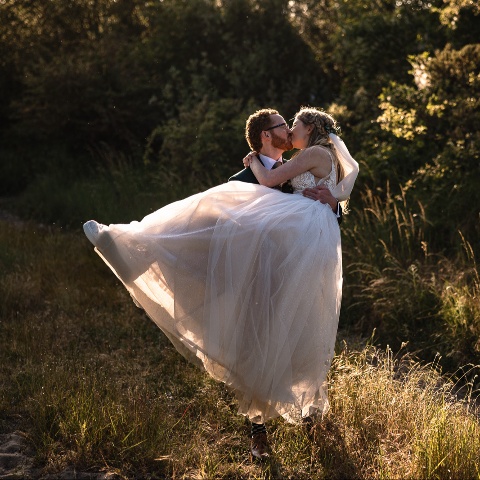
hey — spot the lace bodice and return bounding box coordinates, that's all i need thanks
[290,152,337,194]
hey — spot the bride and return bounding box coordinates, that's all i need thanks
[83,106,358,456]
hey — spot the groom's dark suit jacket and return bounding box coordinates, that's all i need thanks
[228,158,293,193]
[228,159,342,223]
[228,165,260,184]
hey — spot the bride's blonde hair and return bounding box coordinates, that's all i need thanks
[294,107,345,182]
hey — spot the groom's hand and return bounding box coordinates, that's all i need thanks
[302,185,338,212]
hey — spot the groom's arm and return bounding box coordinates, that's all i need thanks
[302,185,343,225]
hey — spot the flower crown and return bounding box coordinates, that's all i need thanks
[325,123,341,136]
[307,113,341,136]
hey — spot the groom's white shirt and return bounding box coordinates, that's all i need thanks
[258,153,282,170]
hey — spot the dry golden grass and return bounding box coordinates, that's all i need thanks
[1,219,479,479]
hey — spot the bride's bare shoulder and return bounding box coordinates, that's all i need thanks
[301,145,334,164]
[306,145,333,156]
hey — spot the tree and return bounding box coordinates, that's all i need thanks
[377,43,480,246]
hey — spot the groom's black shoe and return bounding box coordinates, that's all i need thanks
[303,415,323,443]
[250,431,269,460]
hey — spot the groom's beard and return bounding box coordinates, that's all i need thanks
[271,131,293,151]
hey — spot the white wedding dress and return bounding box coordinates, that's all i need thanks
[84,159,343,424]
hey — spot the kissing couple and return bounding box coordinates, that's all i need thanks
[84,106,359,459]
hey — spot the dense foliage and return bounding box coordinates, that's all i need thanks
[1,0,479,367]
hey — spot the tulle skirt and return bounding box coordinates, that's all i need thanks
[87,181,342,423]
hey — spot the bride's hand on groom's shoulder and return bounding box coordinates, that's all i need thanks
[243,151,258,168]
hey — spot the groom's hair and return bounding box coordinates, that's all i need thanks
[245,108,279,151]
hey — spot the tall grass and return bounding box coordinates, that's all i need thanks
[1,214,480,478]
[329,343,480,479]
[342,185,480,369]
[438,235,480,365]
[7,144,191,229]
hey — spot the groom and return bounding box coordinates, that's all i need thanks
[229,108,342,220]
[228,108,341,459]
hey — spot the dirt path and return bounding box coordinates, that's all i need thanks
[0,432,121,479]
[0,432,36,479]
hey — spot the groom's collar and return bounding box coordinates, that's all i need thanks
[258,153,283,170]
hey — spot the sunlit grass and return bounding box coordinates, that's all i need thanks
[329,343,480,479]
[1,219,480,479]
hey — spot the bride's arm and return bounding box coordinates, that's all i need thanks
[246,155,303,187]
[243,147,332,188]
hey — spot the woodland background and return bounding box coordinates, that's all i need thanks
[1,0,479,371]
[1,1,480,477]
